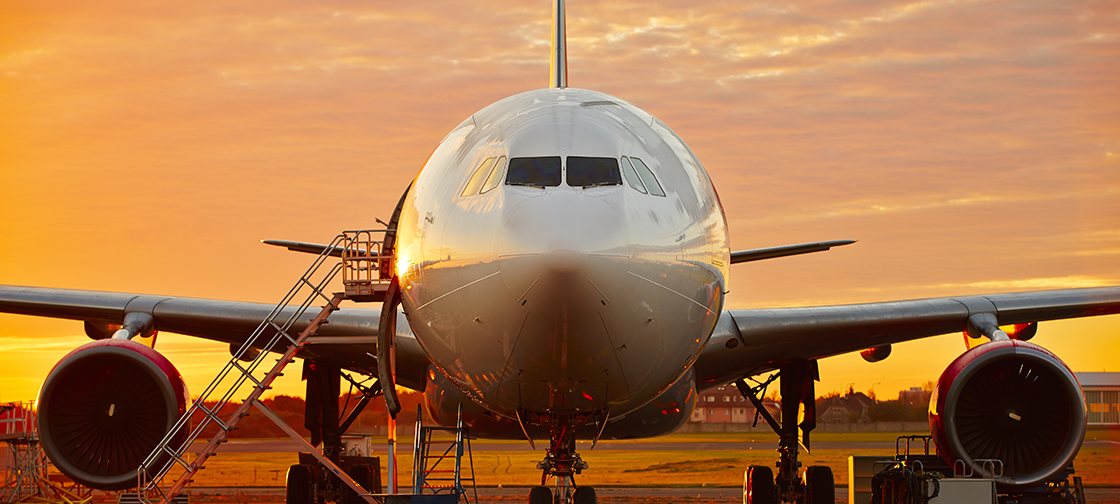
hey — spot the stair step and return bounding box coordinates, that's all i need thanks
[136,232,381,504]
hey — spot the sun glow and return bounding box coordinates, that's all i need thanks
[395,250,413,279]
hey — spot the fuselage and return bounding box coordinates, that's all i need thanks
[394,87,730,422]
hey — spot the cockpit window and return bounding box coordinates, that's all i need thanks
[480,156,506,194]
[507,157,562,187]
[629,157,666,196]
[461,157,496,196]
[567,157,622,188]
[620,157,648,194]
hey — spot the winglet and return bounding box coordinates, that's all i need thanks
[550,0,567,88]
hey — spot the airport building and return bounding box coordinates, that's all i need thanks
[817,392,875,423]
[690,384,781,423]
[1077,372,1120,426]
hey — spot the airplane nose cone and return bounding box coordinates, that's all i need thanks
[500,191,628,262]
[497,191,632,409]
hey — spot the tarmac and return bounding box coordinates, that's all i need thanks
[186,485,1120,503]
[6,439,1120,502]
[196,438,1120,453]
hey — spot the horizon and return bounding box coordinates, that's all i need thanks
[1,0,1117,407]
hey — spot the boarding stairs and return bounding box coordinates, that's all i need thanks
[136,230,392,504]
[410,405,477,504]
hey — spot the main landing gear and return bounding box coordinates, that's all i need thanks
[525,413,598,504]
[737,359,834,504]
[286,359,384,504]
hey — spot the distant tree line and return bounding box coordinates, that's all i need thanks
[865,400,929,422]
[191,389,425,438]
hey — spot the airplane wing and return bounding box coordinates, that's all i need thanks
[694,286,1120,388]
[0,284,430,389]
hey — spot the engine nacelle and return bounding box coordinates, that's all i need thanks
[38,339,189,490]
[930,339,1085,488]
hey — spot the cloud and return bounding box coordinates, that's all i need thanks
[0,0,1117,400]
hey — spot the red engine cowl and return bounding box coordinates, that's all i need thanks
[37,339,189,490]
[930,339,1086,488]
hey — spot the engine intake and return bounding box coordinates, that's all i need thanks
[930,340,1085,488]
[37,339,189,490]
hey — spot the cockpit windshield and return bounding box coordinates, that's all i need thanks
[567,157,621,188]
[507,157,562,187]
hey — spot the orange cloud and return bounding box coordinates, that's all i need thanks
[1,0,1117,402]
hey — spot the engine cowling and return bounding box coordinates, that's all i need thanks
[37,339,189,490]
[930,339,1085,488]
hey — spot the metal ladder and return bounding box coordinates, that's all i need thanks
[411,405,477,503]
[136,231,389,504]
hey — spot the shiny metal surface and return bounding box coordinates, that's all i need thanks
[395,87,730,421]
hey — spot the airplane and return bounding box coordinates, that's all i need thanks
[2,1,1119,504]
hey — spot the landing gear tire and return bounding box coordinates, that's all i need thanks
[572,486,597,504]
[745,465,775,504]
[345,464,377,504]
[803,465,834,504]
[529,485,553,504]
[285,464,314,504]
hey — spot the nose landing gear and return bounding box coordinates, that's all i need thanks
[526,413,598,504]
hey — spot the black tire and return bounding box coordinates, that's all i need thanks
[803,465,834,504]
[286,464,314,504]
[345,464,376,504]
[745,465,775,504]
[529,486,553,504]
[572,486,597,504]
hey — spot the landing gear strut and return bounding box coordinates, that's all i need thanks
[286,359,383,504]
[527,414,596,504]
[737,359,833,504]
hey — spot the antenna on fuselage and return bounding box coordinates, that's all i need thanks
[550,0,567,88]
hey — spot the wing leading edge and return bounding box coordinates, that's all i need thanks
[694,286,1120,389]
[0,284,430,390]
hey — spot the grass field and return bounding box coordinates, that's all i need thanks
[186,430,1120,488]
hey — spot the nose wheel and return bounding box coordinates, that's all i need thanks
[527,414,597,504]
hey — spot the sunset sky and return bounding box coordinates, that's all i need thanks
[1,0,1117,406]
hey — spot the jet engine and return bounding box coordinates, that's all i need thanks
[929,339,1086,488]
[37,339,189,490]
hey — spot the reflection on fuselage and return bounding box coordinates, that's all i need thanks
[394,87,730,423]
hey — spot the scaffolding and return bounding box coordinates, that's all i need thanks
[1,401,91,504]
[1,401,44,502]
[135,231,391,504]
